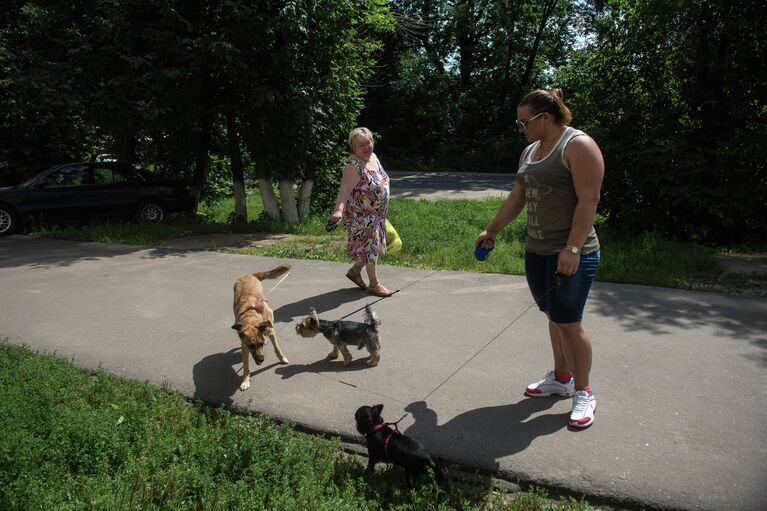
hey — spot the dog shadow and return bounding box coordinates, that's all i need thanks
[274,355,375,379]
[192,347,281,405]
[274,287,369,323]
[402,398,569,472]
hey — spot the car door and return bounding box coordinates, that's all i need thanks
[22,164,93,220]
[86,164,145,216]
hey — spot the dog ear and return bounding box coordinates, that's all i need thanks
[372,404,384,418]
[231,323,242,331]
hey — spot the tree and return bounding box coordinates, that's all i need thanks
[559,0,767,244]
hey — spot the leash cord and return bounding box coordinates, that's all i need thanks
[420,282,559,402]
[269,272,291,293]
[330,270,438,324]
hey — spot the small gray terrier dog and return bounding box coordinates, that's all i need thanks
[294,305,381,366]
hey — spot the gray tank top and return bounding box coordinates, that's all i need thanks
[516,126,599,256]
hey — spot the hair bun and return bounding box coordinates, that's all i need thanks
[548,87,565,102]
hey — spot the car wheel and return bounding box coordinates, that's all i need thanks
[136,200,166,224]
[0,205,18,236]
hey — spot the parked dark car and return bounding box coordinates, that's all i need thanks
[0,162,197,235]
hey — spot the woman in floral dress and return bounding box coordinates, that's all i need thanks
[328,127,392,297]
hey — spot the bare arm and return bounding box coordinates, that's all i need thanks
[329,164,361,223]
[558,135,604,274]
[476,182,527,247]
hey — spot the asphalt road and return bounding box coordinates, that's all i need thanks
[388,171,514,200]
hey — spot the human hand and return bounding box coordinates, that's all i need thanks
[475,230,496,250]
[557,250,580,276]
[329,211,342,224]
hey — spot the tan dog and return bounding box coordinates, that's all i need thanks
[232,264,291,390]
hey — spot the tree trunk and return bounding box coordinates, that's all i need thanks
[190,114,212,202]
[279,179,299,224]
[258,177,281,220]
[226,110,247,223]
[503,0,521,84]
[298,158,317,219]
[119,131,136,163]
[518,0,557,93]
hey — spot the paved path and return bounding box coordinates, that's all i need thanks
[2,236,766,511]
[388,171,513,200]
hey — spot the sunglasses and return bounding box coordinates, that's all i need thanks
[515,112,544,131]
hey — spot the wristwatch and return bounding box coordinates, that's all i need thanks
[566,244,580,254]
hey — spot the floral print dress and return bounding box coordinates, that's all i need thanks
[342,156,389,263]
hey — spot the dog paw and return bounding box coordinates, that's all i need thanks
[239,380,251,391]
[326,352,339,360]
[279,358,289,364]
[366,359,379,367]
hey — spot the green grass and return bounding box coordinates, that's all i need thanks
[29,194,766,294]
[0,342,596,511]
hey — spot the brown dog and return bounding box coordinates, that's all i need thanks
[232,264,291,390]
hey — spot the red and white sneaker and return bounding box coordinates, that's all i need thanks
[569,390,596,428]
[525,371,575,397]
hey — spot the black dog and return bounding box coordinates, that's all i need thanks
[354,404,446,487]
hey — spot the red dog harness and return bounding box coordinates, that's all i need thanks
[367,422,401,461]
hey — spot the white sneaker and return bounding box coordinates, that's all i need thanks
[569,390,596,428]
[525,371,575,397]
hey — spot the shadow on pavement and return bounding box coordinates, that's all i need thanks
[403,399,568,471]
[592,285,767,346]
[192,347,281,405]
[274,287,371,323]
[274,355,375,379]
[0,235,191,269]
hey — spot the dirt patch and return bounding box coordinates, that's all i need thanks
[716,254,767,274]
[160,232,297,251]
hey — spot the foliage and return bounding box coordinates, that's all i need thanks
[361,0,579,172]
[2,0,765,243]
[557,0,767,245]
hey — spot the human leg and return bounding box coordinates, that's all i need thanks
[365,262,392,297]
[524,252,575,396]
[547,250,599,390]
[552,321,592,390]
[346,260,366,289]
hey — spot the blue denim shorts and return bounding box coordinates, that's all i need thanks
[524,250,600,324]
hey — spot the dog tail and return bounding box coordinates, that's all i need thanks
[363,305,380,327]
[364,305,381,345]
[251,264,291,281]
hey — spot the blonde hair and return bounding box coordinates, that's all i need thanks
[518,88,573,125]
[348,127,373,151]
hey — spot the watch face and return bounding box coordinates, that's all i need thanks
[569,246,578,253]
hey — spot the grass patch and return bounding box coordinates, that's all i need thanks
[27,195,765,294]
[0,342,596,511]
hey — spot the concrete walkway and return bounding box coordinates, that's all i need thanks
[1,235,765,511]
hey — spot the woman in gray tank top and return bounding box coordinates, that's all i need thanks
[476,88,604,428]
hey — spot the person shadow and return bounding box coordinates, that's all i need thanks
[402,397,570,472]
[274,287,368,323]
[192,347,281,406]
